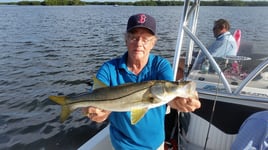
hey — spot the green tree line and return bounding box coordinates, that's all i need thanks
[16,0,85,5]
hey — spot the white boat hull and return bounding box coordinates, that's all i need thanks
[78,125,112,150]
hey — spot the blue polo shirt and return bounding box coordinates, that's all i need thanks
[96,52,173,150]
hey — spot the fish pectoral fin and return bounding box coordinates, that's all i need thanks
[130,108,148,125]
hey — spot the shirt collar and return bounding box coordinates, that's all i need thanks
[216,31,231,39]
[118,52,153,73]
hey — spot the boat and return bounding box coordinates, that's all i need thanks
[79,0,268,149]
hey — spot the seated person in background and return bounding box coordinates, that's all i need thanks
[231,111,268,150]
[196,19,238,66]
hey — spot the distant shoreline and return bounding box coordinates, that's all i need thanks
[0,1,268,6]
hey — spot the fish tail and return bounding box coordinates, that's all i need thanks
[49,95,71,123]
[49,95,67,105]
[60,105,71,123]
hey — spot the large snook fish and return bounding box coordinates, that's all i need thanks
[49,78,196,124]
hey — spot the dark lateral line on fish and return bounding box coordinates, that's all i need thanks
[67,86,152,104]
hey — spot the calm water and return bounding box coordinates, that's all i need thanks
[0,5,267,150]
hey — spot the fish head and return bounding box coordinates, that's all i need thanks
[150,80,196,103]
[167,80,196,96]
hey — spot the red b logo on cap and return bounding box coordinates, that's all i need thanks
[138,14,146,24]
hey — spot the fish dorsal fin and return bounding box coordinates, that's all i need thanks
[130,108,148,125]
[92,76,107,90]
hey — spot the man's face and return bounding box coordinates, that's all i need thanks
[126,28,156,61]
